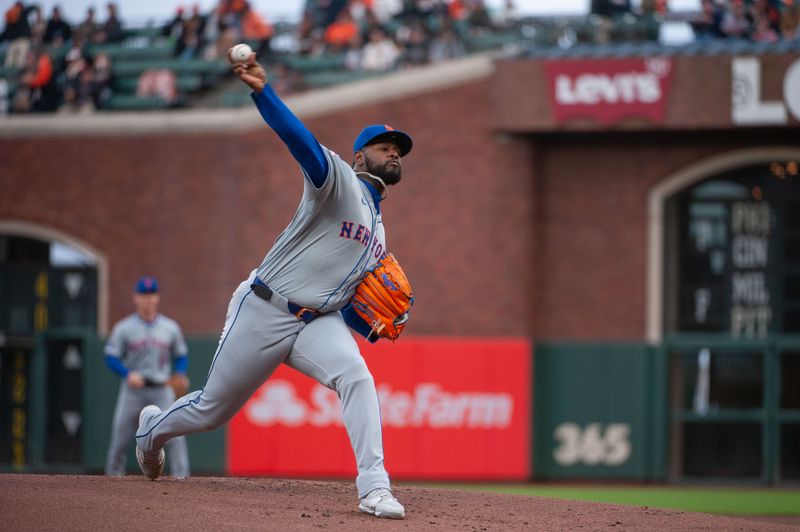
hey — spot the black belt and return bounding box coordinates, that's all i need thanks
[250,278,321,324]
[142,379,165,387]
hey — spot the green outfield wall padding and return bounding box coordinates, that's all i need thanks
[25,330,227,475]
[533,342,667,480]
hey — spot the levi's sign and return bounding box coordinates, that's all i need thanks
[544,58,673,125]
[228,338,531,479]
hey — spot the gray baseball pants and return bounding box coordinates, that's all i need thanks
[106,382,190,477]
[135,270,390,497]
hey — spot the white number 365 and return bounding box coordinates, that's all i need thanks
[553,422,632,467]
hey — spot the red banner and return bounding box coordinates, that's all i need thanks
[227,337,531,480]
[544,58,673,125]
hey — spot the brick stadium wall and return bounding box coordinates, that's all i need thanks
[530,129,798,340]
[0,81,535,338]
[2,68,796,341]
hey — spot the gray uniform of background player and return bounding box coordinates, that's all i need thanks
[105,314,191,477]
[136,142,396,496]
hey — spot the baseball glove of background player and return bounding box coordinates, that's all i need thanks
[168,373,189,398]
[351,253,414,342]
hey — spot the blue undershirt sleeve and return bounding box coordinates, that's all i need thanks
[251,85,329,187]
[104,354,129,377]
[173,354,188,374]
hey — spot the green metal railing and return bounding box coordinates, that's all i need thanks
[663,334,800,484]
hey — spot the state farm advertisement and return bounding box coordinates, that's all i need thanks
[228,337,531,480]
[544,58,673,125]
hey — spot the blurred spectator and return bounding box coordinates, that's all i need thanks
[720,0,753,38]
[590,0,633,44]
[241,3,273,57]
[370,0,404,24]
[87,52,113,108]
[73,7,98,45]
[641,0,668,15]
[360,27,401,71]
[175,5,208,59]
[13,46,59,113]
[200,7,223,59]
[492,0,518,29]
[60,51,113,112]
[346,0,370,24]
[162,5,186,40]
[358,8,386,40]
[780,2,800,40]
[59,39,91,111]
[215,23,239,59]
[296,10,325,55]
[447,0,467,21]
[428,25,465,63]
[2,2,36,68]
[29,5,46,45]
[95,2,125,44]
[315,0,350,27]
[591,0,633,18]
[44,6,72,47]
[217,0,248,37]
[466,0,494,33]
[692,0,724,41]
[324,9,359,51]
[343,33,363,69]
[136,69,178,104]
[750,0,781,33]
[638,0,664,40]
[751,11,780,41]
[395,17,430,65]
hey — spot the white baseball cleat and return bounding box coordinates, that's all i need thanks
[358,488,405,519]
[135,405,165,480]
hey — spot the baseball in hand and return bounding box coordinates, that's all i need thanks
[229,43,254,63]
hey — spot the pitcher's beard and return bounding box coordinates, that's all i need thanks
[365,159,402,185]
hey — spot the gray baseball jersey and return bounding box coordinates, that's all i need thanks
[256,147,386,311]
[135,149,392,495]
[105,314,188,384]
[135,87,407,501]
[105,313,190,477]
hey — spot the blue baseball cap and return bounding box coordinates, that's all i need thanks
[353,124,412,157]
[135,276,159,294]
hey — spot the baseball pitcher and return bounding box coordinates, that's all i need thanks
[134,50,414,519]
[105,276,190,478]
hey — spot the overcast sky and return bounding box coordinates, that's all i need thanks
[28,0,702,26]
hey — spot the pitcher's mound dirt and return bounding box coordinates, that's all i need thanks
[1,474,797,531]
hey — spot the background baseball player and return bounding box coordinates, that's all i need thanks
[104,276,190,478]
[134,50,411,519]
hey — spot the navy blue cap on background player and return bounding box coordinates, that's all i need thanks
[135,276,159,294]
[353,125,413,157]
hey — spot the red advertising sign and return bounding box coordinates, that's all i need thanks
[228,337,531,480]
[544,58,673,125]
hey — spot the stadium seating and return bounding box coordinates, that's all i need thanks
[4,11,800,114]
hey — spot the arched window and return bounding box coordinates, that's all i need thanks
[0,226,105,337]
[657,157,800,482]
[664,160,800,338]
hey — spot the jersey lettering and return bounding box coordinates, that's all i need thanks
[126,337,170,354]
[354,224,365,241]
[339,221,354,238]
[339,219,386,259]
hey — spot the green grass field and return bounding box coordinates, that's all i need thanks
[415,483,800,515]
